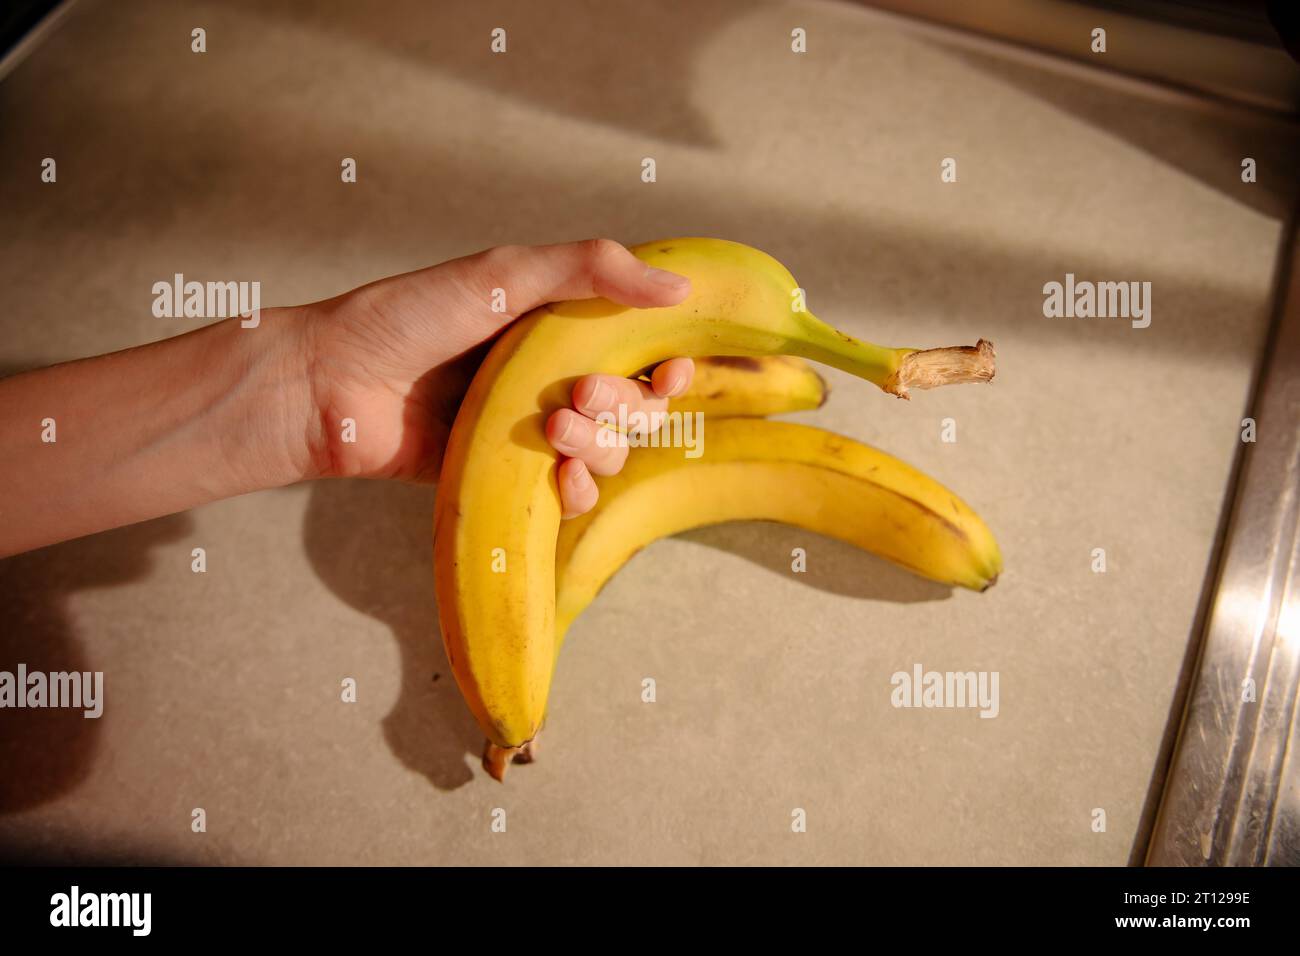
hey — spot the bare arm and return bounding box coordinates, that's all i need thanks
[0,311,314,557]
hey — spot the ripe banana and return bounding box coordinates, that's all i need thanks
[434,237,995,774]
[663,355,828,417]
[555,418,1001,643]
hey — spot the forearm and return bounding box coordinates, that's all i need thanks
[0,308,317,557]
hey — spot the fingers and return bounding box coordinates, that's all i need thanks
[574,373,669,423]
[461,238,691,317]
[649,357,694,398]
[547,358,695,517]
[557,457,598,519]
[546,408,629,477]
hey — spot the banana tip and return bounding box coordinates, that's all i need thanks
[814,370,831,409]
[482,735,541,781]
[482,741,518,782]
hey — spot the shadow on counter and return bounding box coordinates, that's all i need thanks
[923,34,1300,219]
[0,448,192,816]
[218,0,735,147]
[2,0,1287,368]
[301,473,952,793]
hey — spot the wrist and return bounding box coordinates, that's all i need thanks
[225,304,328,487]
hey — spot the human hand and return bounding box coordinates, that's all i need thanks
[298,239,695,516]
[0,240,696,556]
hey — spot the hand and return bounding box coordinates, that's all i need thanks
[300,238,695,516]
[0,239,690,557]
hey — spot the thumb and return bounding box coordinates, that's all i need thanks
[459,238,692,318]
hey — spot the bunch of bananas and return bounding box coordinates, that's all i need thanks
[433,238,1000,780]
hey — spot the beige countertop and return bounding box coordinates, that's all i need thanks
[1,0,1297,864]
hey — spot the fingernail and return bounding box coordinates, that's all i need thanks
[665,373,687,397]
[584,379,614,411]
[645,267,690,290]
[571,465,592,490]
[555,412,573,444]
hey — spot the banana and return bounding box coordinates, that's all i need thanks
[485,363,829,777]
[555,418,1001,643]
[434,237,994,775]
[663,355,828,417]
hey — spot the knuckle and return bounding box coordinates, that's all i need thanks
[484,243,522,263]
[581,237,622,273]
[470,240,520,282]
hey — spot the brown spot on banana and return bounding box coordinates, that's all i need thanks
[704,355,765,372]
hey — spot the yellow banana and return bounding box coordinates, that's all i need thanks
[555,418,1001,643]
[663,355,828,417]
[433,237,994,775]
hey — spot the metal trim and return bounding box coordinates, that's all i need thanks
[1146,219,1300,866]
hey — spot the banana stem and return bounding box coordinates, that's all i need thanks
[885,339,997,399]
[795,318,996,399]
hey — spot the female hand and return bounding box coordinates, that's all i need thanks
[300,238,695,514]
[0,239,695,557]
